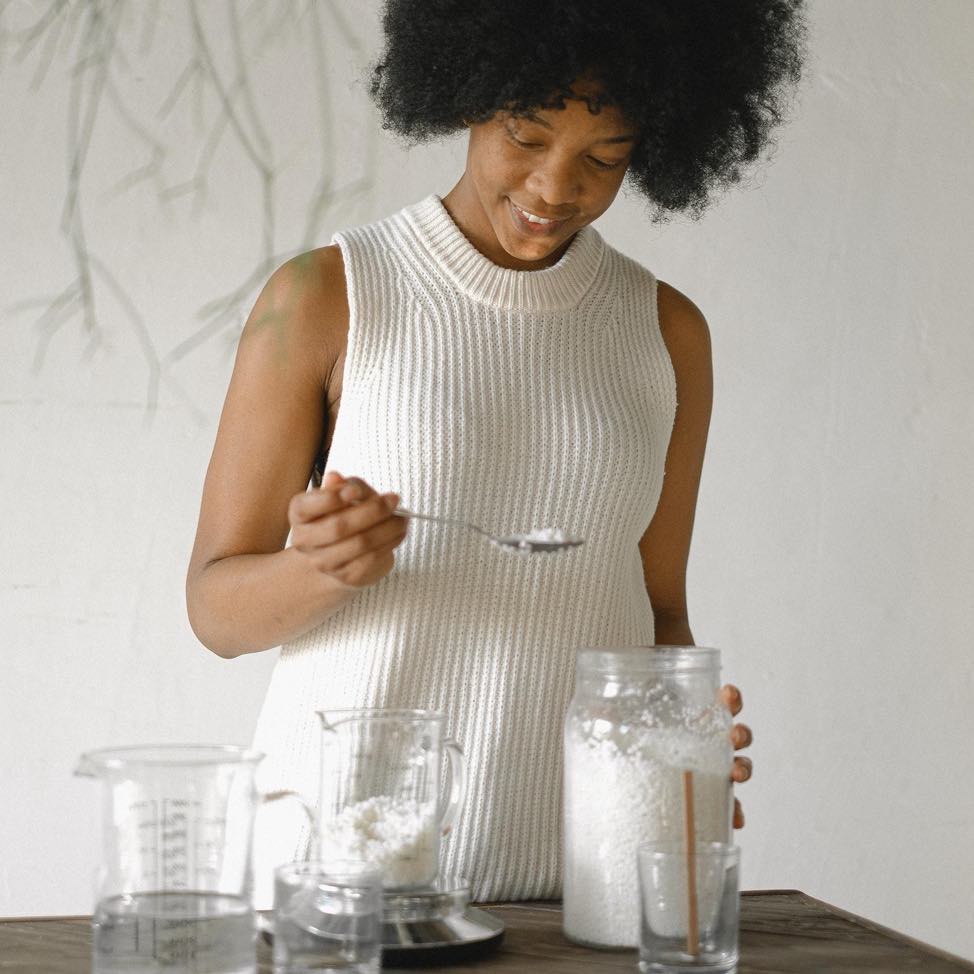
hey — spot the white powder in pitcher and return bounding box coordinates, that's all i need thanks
[319,796,438,888]
[563,721,731,948]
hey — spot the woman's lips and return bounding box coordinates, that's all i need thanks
[508,199,569,236]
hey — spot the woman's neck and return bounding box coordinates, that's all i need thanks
[441,176,572,272]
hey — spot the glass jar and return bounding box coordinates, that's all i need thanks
[563,647,733,948]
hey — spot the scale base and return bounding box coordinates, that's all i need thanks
[380,875,505,967]
[260,875,505,969]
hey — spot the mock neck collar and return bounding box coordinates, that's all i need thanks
[402,195,604,312]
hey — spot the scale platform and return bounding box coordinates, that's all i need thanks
[380,875,505,967]
[260,875,505,968]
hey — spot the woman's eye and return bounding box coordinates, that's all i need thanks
[589,157,625,171]
[509,133,539,149]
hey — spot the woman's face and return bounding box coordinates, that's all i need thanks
[445,89,637,271]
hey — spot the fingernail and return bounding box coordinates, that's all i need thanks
[384,493,399,511]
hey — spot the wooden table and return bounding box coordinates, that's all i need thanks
[2,891,971,973]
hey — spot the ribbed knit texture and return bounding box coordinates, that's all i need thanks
[250,195,677,909]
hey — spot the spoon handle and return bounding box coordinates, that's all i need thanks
[394,507,492,539]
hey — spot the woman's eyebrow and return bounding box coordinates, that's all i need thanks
[518,111,636,145]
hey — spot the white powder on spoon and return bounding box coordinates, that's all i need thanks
[499,527,583,550]
[521,527,570,542]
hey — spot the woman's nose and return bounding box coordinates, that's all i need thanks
[525,162,581,209]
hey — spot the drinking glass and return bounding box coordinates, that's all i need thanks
[637,841,740,974]
[273,860,382,974]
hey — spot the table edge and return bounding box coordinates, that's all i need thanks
[3,889,972,972]
[797,890,974,970]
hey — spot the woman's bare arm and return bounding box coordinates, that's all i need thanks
[639,281,750,829]
[186,247,406,658]
[639,280,713,645]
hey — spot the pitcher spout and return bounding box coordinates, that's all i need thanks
[74,751,101,779]
[316,708,445,729]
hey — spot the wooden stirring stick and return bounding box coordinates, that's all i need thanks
[683,769,700,956]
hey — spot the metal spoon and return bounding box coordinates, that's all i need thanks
[395,507,584,554]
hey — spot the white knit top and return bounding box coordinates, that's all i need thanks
[250,195,677,908]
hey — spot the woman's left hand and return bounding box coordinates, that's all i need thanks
[720,684,752,829]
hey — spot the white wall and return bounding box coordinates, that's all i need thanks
[2,0,972,960]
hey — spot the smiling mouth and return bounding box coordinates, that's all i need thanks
[509,199,570,234]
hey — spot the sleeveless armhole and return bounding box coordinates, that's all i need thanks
[649,271,679,427]
[311,229,366,487]
[610,248,678,432]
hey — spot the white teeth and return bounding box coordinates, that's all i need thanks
[515,204,555,224]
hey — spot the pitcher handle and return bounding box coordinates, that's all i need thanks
[438,737,466,836]
[254,789,319,936]
[260,790,320,859]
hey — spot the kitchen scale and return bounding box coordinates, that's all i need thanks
[380,874,505,967]
[262,710,504,965]
[261,874,505,968]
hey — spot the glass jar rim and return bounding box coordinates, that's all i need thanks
[576,646,721,674]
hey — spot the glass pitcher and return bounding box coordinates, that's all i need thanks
[563,647,733,949]
[75,743,313,974]
[316,709,465,891]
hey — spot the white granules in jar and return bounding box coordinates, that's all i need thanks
[319,796,438,888]
[563,716,731,948]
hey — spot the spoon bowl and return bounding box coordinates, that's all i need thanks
[492,536,585,554]
[395,508,584,555]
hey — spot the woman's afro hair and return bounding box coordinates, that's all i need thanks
[370,1,807,220]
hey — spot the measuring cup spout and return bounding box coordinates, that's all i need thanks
[74,752,100,779]
[74,748,121,779]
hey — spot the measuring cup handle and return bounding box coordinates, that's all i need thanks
[259,790,320,859]
[437,737,466,836]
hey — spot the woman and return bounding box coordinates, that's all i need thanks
[186,0,805,906]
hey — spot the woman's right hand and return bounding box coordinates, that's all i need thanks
[289,471,408,590]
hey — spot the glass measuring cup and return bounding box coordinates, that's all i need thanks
[75,744,313,974]
[317,709,466,891]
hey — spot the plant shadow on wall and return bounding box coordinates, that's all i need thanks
[1,0,378,418]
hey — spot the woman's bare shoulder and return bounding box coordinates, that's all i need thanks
[237,245,348,386]
[655,279,711,369]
